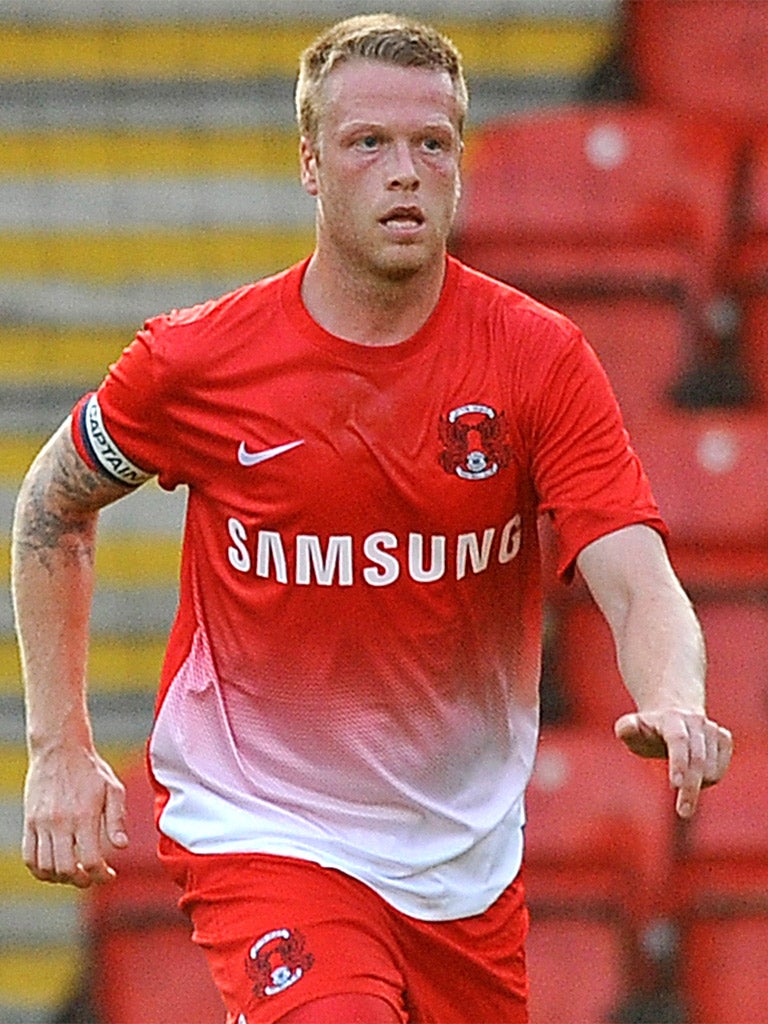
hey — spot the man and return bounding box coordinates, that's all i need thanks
[12,13,732,1024]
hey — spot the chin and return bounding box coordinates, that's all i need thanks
[373,246,435,282]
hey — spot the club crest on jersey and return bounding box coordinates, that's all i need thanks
[438,404,512,480]
[245,928,315,999]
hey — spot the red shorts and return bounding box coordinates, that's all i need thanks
[160,839,529,1024]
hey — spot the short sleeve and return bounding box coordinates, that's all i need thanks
[70,321,182,491]
[531,327,667,579]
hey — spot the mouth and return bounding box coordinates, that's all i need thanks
[379,206,426,231]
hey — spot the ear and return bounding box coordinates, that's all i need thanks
[300,136,319,197]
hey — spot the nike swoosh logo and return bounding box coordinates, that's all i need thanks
[238,439,304,466]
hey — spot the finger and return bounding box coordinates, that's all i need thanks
[51,828,81,883]
[675,723,706,819]
[76,807,108,870]
[22,825,39,877]
[103,779,129,850]
[31,831,62,883]
[718,726,734,776]
[73,858,115,888]
[74,825,115,887]
[662,714,691,791]
[706,725,734,787]
[42,817,98,888]
[77,823,117,887]
[700,720,721,789]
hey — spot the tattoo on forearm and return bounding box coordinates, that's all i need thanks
[13,427,129,573]
[16,476,94,570]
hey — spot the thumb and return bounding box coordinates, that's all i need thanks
[614,712,668,758]
[614,712,641,740]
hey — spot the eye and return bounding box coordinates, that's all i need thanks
[423,137,444,152]
[356,134,380,150]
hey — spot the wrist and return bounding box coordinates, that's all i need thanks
[27,718,94,757]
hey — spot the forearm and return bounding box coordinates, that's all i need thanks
[11,423,130,752]
[12,454,98,751]
[14,422,137,885]
[577,524,706,712]
[577,524,731,815]
[608,572,706,714]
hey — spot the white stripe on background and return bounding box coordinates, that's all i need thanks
[0,276,279,325]
[0,0,616,22]
[0,177,314,229]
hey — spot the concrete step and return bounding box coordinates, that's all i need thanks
[2,16,611,81]
[0,692,155,746]
[0,580,178,637]
[0,274,246,327]
[0,384,78,434]
[0,73,583,132]
[1,0,615,22]
[0,176,314,231]
[0,75,294,131]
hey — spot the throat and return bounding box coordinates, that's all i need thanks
[301,253,445,347]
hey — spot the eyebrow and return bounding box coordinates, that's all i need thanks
[337,118,457,135]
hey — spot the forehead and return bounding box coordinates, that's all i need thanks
[318,58,460,133]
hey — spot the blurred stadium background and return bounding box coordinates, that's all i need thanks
[1,1,767,1021]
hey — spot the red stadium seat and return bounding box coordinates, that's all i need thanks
[554,591,768,736]
[626,0,768,132]
[628,409,768,583]
[695,598,768,737]
[527,916,627,1024]
[730,126,768,405]
[84,759,224,1024]
[547,293,689,431]
[453,104,737,309]
[91,923,224,1024]
[673,739,768,1024]
[553,596,628,730]
[525,727,675,1016]
[738,290,768,407]
[675,738,768,906]
[681,917,768,1024]
[525,727,673,934]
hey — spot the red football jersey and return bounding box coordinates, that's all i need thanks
[72,256,665,920]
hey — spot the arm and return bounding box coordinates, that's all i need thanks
[11,421,139,887]
[576,523,733,818]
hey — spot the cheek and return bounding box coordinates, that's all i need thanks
[431,169,462,218]
[318,159,364,198]
[426,161,461,194]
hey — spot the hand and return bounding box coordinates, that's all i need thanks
[614,709,733,819]
[23,745,128,888]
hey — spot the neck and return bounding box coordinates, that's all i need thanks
[300,247,447,347]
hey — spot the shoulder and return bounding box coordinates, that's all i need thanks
[449,257,580,343]
[139,262,301,370]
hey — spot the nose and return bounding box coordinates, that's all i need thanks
[386,140,419,191]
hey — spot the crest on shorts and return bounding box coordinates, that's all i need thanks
[245,927,315,999]
[439,403,512,480]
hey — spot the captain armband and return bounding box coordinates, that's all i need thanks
[78,393,154,487]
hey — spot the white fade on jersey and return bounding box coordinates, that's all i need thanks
[226,513,522,586]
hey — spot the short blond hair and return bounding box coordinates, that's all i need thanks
[295,13,469,144]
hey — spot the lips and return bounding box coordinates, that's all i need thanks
[379,206,425,227]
